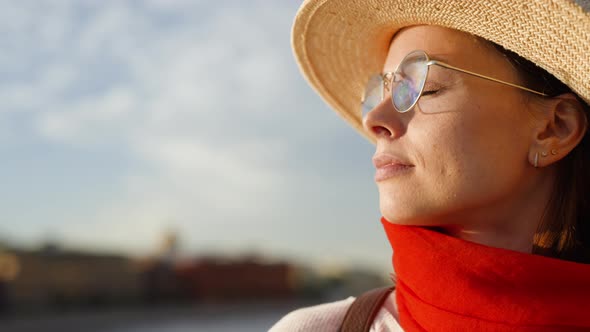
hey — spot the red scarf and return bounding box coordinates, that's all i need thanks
[381,218,590,331]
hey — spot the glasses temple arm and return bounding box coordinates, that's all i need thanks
[429,61,548,96]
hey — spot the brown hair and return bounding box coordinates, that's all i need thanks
[490,43,590,264]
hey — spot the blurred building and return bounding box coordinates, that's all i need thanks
[0,244,141,311]
[0,250,19,312]
[175,257,296,301]
[0,231,386,313]
[158,229,179,263]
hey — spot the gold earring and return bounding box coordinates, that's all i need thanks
[541,151,548,157]
[534,152,539,168]
[551,149,558,155]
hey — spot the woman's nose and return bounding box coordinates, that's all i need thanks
[362,97,405,140]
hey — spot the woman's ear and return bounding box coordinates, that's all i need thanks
[529,93,588,167]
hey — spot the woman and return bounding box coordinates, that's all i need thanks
[272,0,590,331]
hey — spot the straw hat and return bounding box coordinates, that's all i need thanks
[291,0,590,141]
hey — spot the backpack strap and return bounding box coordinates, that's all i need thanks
[339,286,395,332]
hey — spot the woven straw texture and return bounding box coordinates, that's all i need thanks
[292,0,590,141]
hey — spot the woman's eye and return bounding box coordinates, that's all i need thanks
[422,89,439,96]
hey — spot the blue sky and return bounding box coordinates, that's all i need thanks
[0,0,391,273]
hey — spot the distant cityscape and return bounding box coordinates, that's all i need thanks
[0,231,390,316]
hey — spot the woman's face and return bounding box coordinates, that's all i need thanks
[364,25,539,227]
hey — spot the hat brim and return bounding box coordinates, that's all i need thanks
[292,0,590,142]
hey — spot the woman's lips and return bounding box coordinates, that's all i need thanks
[372,153,414,182]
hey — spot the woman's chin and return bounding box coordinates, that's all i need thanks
[380,200,421,224]
[380,209,444,227]
[382,215,423,226]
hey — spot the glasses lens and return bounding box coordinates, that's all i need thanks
[361,73,384,118]
[392,51,428,113]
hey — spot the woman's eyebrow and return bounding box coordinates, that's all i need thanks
[428,53,453,62]
[383,53,455,73]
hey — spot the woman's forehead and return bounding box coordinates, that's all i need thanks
[384,26,504,74]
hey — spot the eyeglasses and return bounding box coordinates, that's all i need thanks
[361,50,548,115]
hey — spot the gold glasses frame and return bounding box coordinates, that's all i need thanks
[371,50,548,113]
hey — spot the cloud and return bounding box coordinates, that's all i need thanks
[20,0,296,244]
[37,86,137,144]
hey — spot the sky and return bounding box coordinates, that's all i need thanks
[0,0,391,273]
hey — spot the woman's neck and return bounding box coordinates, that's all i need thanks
[439,170,555,253]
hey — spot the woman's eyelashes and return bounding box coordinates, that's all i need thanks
[422,81,446,96]
[422,89,439,96]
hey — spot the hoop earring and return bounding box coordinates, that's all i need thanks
[551,149,558,155]
[541,151,548,157]
[534,152,539,168]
